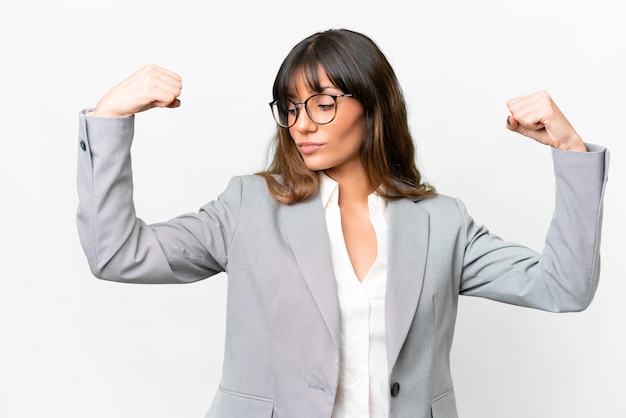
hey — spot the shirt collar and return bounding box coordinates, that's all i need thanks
[318,171,339,210]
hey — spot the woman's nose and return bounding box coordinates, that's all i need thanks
[292,107,317,133]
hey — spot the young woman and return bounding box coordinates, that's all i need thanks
[77,29,608,418]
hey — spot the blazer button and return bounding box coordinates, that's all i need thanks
[390,382,400,397]
[79,140,86,151]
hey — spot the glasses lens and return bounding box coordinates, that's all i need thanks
[308,94,337,125]
[272,100,297,127]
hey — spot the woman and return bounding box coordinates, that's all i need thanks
[77,29,608,418]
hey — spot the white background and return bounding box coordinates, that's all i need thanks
[0,0,624,417]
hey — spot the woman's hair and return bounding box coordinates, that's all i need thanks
[258,28,435,204]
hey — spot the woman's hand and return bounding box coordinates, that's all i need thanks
[94,63,182,118]
[506,91,586,152]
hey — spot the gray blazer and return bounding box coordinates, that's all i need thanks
[76,112,609,418]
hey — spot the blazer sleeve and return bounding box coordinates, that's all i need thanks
[459,144,609,312]
[76,110,242,284]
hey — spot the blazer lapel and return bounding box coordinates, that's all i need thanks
[279,192,341,351]
[385,198,430,371]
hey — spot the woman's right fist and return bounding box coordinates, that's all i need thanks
[94,63,182,118]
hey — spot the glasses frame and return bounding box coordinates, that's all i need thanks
[269,93,354,128]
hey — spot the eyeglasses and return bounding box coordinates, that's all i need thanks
[269,93,353,128]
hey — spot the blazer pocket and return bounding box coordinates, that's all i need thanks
[205,386,274,418]
[431,388,459,418]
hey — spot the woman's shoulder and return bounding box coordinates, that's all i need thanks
[220,174,281,203]
[410,192,468,219]
[231,174,280,192]
[412,192,457,208]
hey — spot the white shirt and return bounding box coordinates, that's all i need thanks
[318,172,390,418]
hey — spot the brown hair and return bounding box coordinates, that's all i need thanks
[258,29,435,204]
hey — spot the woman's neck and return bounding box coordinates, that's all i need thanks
[324,165,373,207]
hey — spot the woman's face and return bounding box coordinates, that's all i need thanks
[288,68,367,177]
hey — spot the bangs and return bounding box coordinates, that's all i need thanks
[273,39,355,100]
[285,60,323,99]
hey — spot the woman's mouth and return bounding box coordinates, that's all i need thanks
[297,142,323,155]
